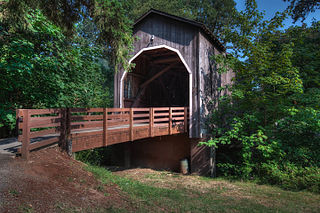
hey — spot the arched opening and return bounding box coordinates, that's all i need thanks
[120,45,192,114]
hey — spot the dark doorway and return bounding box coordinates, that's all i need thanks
[123,47,189,108]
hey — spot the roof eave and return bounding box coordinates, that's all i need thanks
[134,8,226,52]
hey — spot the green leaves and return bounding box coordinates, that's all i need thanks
[204,1,320,191]
[0,8,114,130]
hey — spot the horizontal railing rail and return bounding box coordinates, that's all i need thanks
[17,107,189,159]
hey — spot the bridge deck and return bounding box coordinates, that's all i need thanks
[17,107,189,159]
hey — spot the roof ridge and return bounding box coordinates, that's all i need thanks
[134,8,226,52]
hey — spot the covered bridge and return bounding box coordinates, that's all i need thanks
[17,9,233,175]
[113,9,233,174]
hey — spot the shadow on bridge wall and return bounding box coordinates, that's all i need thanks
[104,133,210,175]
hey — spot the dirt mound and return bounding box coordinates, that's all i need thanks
[0,147,128,212]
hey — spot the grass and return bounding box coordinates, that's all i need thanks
[85,165,320,213]
[18,204,33,213]
[9,189,19,196]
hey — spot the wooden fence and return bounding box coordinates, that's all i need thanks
[17,107,189,159]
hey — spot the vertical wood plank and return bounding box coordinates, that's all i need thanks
[59,108,66,149]
[184,107,188,133]
[129,108,133,141]
[103,108,108,146]
[66,108,71,153]
[16,109,23,142]
[21,110,30,160]
[169,107,172,135]
[149,108,154,137]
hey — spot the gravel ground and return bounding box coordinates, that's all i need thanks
[0,138,19,209]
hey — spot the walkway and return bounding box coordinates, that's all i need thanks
[16,107,189,159]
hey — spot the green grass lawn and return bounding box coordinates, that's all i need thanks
[85,165,320,213]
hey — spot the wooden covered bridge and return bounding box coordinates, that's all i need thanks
[17,9,233,174]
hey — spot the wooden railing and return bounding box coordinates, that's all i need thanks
[17,107,189,159]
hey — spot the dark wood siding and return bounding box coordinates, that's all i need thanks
[198,32,234,138]
[114,12,232,138]
[114,13,200,137]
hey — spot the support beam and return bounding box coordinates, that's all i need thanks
[140,63,177,88]
[103,108,108,146]
[129,108,133,141]
[169,107,172,135]
[127,72,146,79]
[131,63,177,107]
[66,108,72,156]
[184,107,188,133]
[131,87,146,107]
[153,56,180,64]
[21,110,30,160]
[149,108,154,137]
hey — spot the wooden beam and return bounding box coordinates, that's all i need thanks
[131,63,177,107]
[66,108,71,155]
[21,110,30,160]
[153,57,180,64]
[103,108,108,146]
[127,72,146,79]
[169,107,172,135]
[140,63,176,88]
[59,108,66,149]
[129,108,133,141]
[149,108,154,137]
[184,107,188,133]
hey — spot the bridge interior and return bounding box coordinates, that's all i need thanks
[123,47,189,108]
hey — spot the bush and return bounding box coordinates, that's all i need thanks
[259,162,320,193]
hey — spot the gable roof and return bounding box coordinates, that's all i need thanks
[134,8,226,52]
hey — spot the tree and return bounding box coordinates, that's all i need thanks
[0,0,133,135]
[1,0,134,71]
[201,0,320,192]
[129,0,236,40]
[284,0,320,22]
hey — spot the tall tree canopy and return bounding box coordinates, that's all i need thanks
[284,0,320,22]
[0,0,134,134]
[202,0,320,192]
[1,0,134,70]
[129,0,236,40]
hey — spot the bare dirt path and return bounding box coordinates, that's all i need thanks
[0,147,129,213]
[0,137,20,205]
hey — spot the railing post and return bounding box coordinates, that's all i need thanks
[66,108,71,155]
[16,109,23,142]
[103,108,108,146]
[129,108,133,141]
[60,108,71,153]
[149,108,154,137]
[169,107,172,135]
[21,109,30,160]
[184,107,188,133]
[59,108,66,150]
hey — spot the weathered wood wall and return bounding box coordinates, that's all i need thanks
[198,32,234,138]
[114,12,233,138]
[114,13,199,137]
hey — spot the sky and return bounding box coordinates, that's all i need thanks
[234,0,320,29]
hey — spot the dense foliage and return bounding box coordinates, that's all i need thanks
[284,0,320,22]
[201,1,320,192]
[1,0,319,193]
[0,0,133,135]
